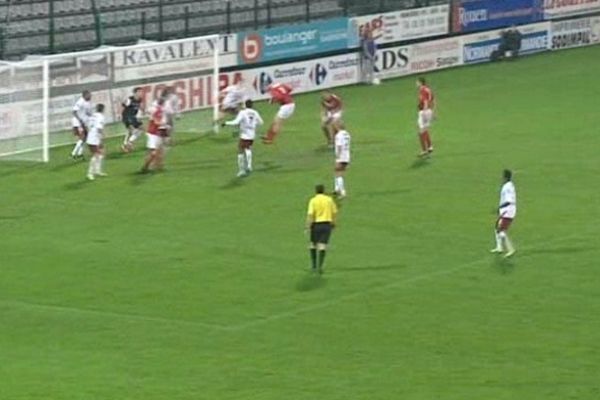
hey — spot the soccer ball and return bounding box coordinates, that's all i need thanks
[373,78,381,85]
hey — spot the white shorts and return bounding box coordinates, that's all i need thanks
[72,117,83,128]
[222,98,240,111]
[146,133,164,150]
[86,132,101,146]
[418,109,433,131]
[499,206,516,219]
[325,110,343,124]
[277,103,295,120]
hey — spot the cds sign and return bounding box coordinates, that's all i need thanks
[375,47,411,79]
[462,23,550,64]
[551,17,600,49]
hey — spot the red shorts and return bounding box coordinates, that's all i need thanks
[496,217,513,232]
[239,139,254,149]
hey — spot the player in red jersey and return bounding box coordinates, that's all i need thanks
[141,97,169,173]
[321,90,343,147]
[416,77,435,157]
[262,82,295,144]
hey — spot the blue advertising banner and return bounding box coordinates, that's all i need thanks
[238,18,350,64]
[452,0,543,33]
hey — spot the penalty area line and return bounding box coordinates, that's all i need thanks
[226,234,582,331]
[0,299,231,331]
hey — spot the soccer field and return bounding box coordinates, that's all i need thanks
[1,45,600,400]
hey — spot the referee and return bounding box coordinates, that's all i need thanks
[305,184,338,274]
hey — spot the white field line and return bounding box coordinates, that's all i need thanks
[1,299,231,331]
[1,234,581,333]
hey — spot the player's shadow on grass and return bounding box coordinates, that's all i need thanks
[254,161,283,173]
[50,160,82,172]
[491,257,516,275]
[63,179,89,191]
[129,170,155,186]
[295,274,327,292]
[220,177,246,190]
[409,158,431,169]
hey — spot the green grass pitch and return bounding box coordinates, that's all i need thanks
[1,45,600,400]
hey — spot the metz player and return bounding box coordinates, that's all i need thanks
[416,77,435,157]
[333,121,351,198]
[71,90,93,159]
[85,104,106,181]
[162,87,180,137]
[121,87,144,153]
[321,90,343,147]
[217,81,247,125]
[141,97,169,173]
[491,169,517,258]
[262,82,295,144]
[224,99,264,177]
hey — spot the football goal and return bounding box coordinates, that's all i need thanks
[0,34,220,162]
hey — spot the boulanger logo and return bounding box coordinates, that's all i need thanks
[240,33,263,64]
[310,63,328,86]
[253,71,273,95]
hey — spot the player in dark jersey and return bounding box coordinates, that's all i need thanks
[121,87,144,153]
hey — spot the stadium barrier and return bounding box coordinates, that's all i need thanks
[2,6,600,162]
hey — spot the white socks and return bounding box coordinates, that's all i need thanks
[495,231,503,250]
[87,155,97,176]
[244,148,252,171]
[87,154,105,177]
[237,154,245,174]
[237,150,253,174]
[496,231,515,253]
[335,176,346,196]
[72,140,84,156]
[128,130,141,144]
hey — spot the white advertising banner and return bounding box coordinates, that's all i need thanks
[550,16,600,49]
[242,53,360,101]
[544,0,600,19]
[113,34,237,82]
[409,37,463,74]
[350,5,450,46]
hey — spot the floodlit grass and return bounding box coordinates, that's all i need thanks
[1,46,599,400]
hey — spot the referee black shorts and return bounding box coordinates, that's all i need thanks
[310,222,333,244]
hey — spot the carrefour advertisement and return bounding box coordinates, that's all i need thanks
[452,0,544,33]
[237,18,350,65]
[462,22,550,64]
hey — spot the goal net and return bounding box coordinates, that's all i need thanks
[0,34,220,162]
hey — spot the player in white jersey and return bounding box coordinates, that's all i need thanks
[217,82,247,126]
[491,169,517,257]
[224,99,263,177]
[85,104,107,181]
[333,121,351,198]
[71,90,93,159]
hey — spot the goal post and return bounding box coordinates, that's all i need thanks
[0,34,221,162]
